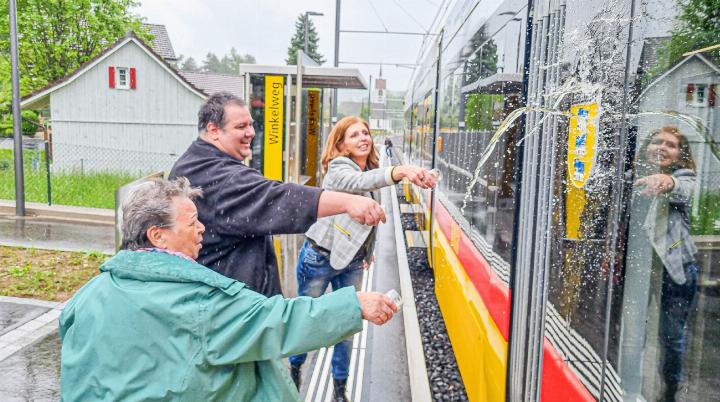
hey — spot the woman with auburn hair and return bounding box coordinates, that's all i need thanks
[633,126,698,402]
[288,116,436,401]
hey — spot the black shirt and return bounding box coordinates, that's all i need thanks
[170,138,323,296]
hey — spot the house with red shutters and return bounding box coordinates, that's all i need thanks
[20,27,244,174]
[637,47,719,218]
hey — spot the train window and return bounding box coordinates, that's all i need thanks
[617,7,719,401]
[524,0,720,401]
[405,0,717,400]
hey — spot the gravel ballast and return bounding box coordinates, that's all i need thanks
[398,187,469,402]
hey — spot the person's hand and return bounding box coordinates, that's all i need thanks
[344,195,386,225]
[356,291,398,325]
[392,166,437,189]
[361,255,375,270]
[634,174,674,196]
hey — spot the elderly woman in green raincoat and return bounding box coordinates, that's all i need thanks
[59,178,397,402]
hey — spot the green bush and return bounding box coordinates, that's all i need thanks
[0,110,41,137]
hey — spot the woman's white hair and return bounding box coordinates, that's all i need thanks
[120,177,202,250]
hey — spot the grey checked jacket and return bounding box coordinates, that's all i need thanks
[642,168,698,285]
[305,156,395,269]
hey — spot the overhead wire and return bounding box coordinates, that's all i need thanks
[365,0,390,32]
[414,0,448,67]
[391,0,430,33]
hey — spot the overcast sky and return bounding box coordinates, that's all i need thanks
[136,0,443,95]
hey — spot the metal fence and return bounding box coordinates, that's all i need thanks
[0,140,181,208]
[49,143,179,174]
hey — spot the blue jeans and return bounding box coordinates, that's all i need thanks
[288,241,365,380]
[659,262,698,387]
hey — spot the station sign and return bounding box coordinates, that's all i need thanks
[263,75,284,181]
[305,89,320,186]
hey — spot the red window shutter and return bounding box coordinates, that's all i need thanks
[108,66,115,88]
[709,84,717,107]
[130,68,137,89]
[686,84,694,102]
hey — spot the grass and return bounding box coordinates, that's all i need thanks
[0,149,139,209]
[0,246,107,301]
[691,191,720,235]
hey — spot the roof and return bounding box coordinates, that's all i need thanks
[141,23,177,61]
[178,71,245,98]
[461,73,523,94]
[638,37,668,73]
[21,32,206,110]
[237,64,368,89]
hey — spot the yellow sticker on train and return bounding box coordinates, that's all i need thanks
[567,101,600,188]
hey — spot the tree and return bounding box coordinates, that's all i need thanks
[195,49,255,74]
[286,14,325,65]
[219,48,255,74]
[464,38,498,85]
[1,110,39,137]
[176,55,200,72]
[0,0,150,99]
[0,0,150,123]
[658,0,720,68]
[201,52,223,73]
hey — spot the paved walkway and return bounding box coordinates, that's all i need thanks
[0,297,63,401]
[0,297,64,363]
[0,215,115,254]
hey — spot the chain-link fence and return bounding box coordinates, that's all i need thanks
[0,139,181,209]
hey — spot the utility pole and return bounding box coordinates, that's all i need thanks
[332,0,341,123]
[9,0,25,216]
[367,74,372,127]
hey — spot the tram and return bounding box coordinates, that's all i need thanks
[403,0,719,401]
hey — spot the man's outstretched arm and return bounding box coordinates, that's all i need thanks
[317,191,386,226]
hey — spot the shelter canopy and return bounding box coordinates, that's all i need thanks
[238,64,367,89]
[461,72,523,94]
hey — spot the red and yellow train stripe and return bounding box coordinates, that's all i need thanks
[424,192,595,402]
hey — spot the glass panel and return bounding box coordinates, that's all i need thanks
[431,0,526,290]
[248,74,266,172]
[537,1,632,399]
[530,0,719,400]
[616,0,720,400]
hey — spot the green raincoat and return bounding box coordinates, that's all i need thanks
[59,250,363,401]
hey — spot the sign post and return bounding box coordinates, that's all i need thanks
[9,0,25,216]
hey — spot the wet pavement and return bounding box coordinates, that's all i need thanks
[0,297,63,400]
[0,215,114,254]
[0,302,50,336]
[0,332,60,402]
[0,211,111,399]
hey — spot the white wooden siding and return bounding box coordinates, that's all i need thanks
[49,41,205,173]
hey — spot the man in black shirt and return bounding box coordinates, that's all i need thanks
[171,92,385,296]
